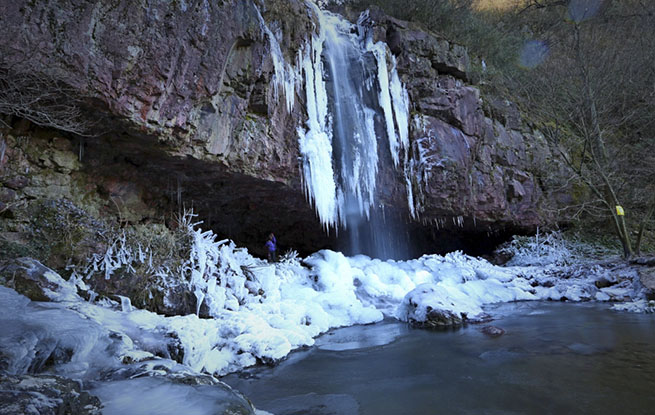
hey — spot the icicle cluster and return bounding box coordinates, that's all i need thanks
[358,10,414,219]
[359,12,409,167]
[296,4,411,229]
[255,2,415,229]
[296,18,339,229]
[254,4,301,113]
[82,232,156,280]
[80,211,264,317]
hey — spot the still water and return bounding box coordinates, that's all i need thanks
[222,302,655,415]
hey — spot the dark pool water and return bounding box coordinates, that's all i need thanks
[222,302,655,415]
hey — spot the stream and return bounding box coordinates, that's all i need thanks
[223,302,655,415]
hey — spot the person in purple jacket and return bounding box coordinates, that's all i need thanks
[265,232,277,262]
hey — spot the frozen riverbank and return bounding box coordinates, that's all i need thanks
[0,228,653,413]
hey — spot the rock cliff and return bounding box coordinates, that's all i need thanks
[0,0,566,260]
[353,8,563,235]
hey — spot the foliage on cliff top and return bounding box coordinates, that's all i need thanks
[352,0,524,76]
[504,0,655,257]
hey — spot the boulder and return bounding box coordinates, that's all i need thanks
[594,277,615,289]
[421,307,466,328]
[481,326,505,337]
[0,257,79,302]
[0,374,103,415]
[400,284,469,328]
[638,267,655,300]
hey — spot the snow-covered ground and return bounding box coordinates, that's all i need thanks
[1,219,653,414]
[2,225,650,384]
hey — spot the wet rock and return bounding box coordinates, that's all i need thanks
[0,373,102,415]
[481,326,505,337]
[637,267,655,301]
[594,277,615,289]
[97,364,256,415]
[0,188,17,204]
[401,284,469,328]
[421,308,465,328]
[88,266,203,317]
[50,149,80,173]
[2,175,29,190]
[0,257,78,302]
[632,256,655,266]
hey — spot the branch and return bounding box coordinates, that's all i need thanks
[0,65,97,137]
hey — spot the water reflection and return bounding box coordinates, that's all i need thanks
[223,302,655,415]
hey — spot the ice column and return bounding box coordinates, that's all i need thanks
[297,30,340,229]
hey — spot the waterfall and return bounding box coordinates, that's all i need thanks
[295,4,411,258]
[258,1,412,258]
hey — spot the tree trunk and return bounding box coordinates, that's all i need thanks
[618,214,633,259]
[573,23,633,258]
[635,204,655,256]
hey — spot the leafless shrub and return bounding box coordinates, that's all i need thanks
[0,60,94,136]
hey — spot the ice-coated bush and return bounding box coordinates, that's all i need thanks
[497,230,616,267]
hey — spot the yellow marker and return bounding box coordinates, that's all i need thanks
[616,205,625,216]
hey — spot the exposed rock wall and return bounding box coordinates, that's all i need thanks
[356,8,563,235]
[0,0,568,259]
[1,0,334,258]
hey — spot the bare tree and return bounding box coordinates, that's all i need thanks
[0,59,94,136]
[513,0,655,257]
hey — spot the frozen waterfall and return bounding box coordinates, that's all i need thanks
[296,4,412,258]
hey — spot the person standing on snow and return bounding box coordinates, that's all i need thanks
[265,232,277,262]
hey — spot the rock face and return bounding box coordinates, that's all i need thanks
[0,0,332,257]
[0,0,568,259]
[0,374,103,415]
[357,8,562,236]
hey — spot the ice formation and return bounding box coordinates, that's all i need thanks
[1,217,651,411]
[297,14,338,229]
[296,4,411,230]
[2,222,648,384]
[255,5,299,113]
[2,3,651,413]
[258,1,416,253]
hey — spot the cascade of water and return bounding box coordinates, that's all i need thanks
[320,10,380,257]
[255,1,412,257]
[295,3,412,258]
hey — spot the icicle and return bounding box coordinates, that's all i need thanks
[254,4,298,112]
[297,32,339,229]
[390,61,409,151]
[118,295,133,312]
[369,42,400,165]
[194,288,205,317]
